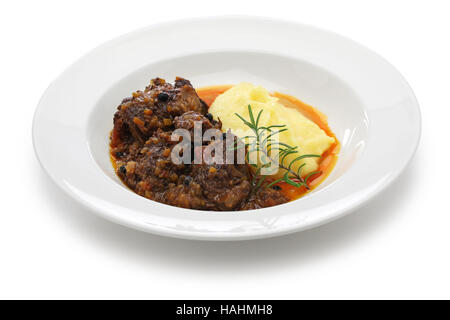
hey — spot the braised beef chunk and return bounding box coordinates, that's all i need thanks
[240,188,289,210]
[191,139,251,210]
[163,184,208,209]
[111,77,288,211]
[174,111,221,141]
[111,77,207,147]
[116,129,185,194]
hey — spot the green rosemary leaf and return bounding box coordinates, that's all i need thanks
[262,128,288,145]
[260,124,286,131]
[288,154,321,170]
[283,172,302,187]
[281,149,298,163]
[266,178,284,189]
[255,109,263,128]
[304,171,321,184]
[248,105,256,126]
[266,142,293,153]
[262,162,272,168]
[234,113,253,128]
[296,163,306,177]
[254,166,263,177]
[278,142,298,149]
[255,175,268,191]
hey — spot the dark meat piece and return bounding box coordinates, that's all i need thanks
[173,111,223,166]
[116,129,187,195]
[111,139,143,164]
[111,77,208,147]
[174,111,221,133]
[240,187,289,210]
[116,129,252,211]
[174,111,222,141]
[190,139,252,210]
[163,183,208,209]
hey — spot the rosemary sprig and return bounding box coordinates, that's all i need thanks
[235,105,321,193]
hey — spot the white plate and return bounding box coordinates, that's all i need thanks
[33,16,421,241]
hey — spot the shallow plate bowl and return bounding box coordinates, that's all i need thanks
[33,16,421,240]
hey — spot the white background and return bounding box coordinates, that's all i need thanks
[0,0,448,299]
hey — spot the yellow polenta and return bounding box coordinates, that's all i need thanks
[209,83,335,177]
